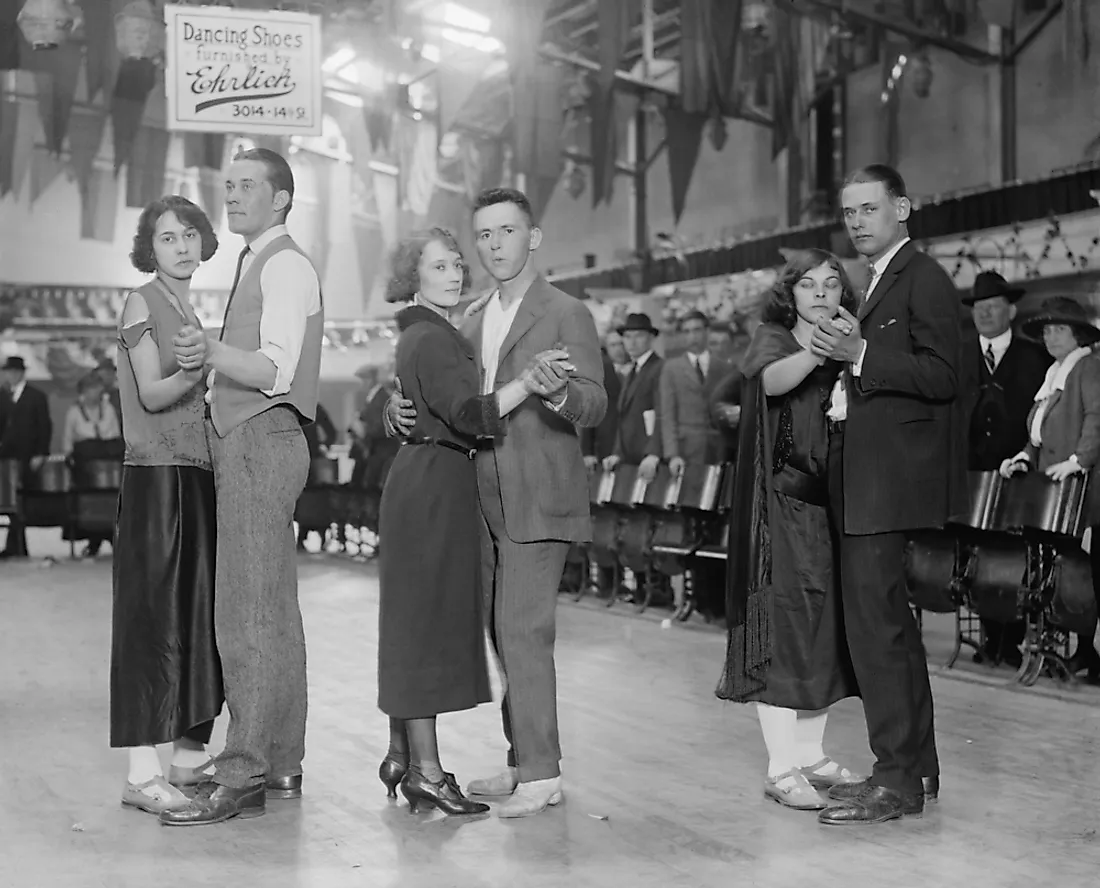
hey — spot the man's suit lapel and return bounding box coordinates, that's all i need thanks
[858,240,915,322]
[497,277,550,374]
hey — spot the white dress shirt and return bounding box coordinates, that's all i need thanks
[687,349,710,379]
[9,380,26,403]
[979,329,1013,373]
[209,224,321,400]
[480,290,524,396]
[827,236,911,421]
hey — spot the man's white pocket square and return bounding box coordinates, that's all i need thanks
[879,318,898,329]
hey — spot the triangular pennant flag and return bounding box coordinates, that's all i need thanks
[69,106,108,196]
[438,45,484,136]
[662,105,708,223]
[0,98,17,196]
[0,0,20,70]
[29,146,65,203]
[83,0,117,103]
[352,217,385,318]
[183,132,226,170]
[125,125,171,208]
[81,166,118,242]
[111,58,158,172]
[590,0,640,205]
[10,96,38,199]
[32,40,83,154]
[198,166,222,223]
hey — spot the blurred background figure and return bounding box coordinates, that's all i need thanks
[0,355,52,559]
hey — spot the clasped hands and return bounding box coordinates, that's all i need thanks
[172,324,210,379]
[808,307,862,363]
[386,348,574,437]
[999,454,1084,482]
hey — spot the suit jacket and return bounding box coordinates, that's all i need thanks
[708,366,744,463]
[0,384,52,461]
[843,241,967,535]
[656,352,729,464]
[615,353,663,464]
[461,275,607,543]
[961,333,1051,470]
[580,349,621,460]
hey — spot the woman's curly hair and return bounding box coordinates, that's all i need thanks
[130,195,218,274]
[384,227,471,303]
[763,248,859,330]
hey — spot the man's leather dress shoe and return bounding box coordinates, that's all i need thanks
[828,775,938,802]
[159,782,265,826]
[266,774,303,800]
[818,785,924,825]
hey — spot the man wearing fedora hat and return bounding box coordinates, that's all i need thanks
[604,312,664,480]
[0,355,52,559]
[961,271,1051,667]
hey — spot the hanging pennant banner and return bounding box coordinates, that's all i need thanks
[164,4,322,136]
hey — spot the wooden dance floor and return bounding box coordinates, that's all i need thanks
[3,535,1100,888]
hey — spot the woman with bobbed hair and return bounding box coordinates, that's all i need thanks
[716,248,863,810]
[110,195,224,815]
[375,227,570,816]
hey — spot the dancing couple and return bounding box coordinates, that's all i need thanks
[379,188,607,817]
[719,163,964,825]
[110,148,324,826]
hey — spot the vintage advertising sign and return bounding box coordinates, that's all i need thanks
[164,4,323,136]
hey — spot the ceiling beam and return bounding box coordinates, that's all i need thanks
[797,0,999,63]
[539,42,774,128]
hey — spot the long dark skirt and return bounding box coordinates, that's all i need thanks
[110,465,223,747]
[377,446,490,719]
[755,492,858,710]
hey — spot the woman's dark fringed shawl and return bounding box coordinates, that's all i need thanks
[714,324,800,703]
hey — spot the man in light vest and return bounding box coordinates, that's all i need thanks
[163,148,324,826]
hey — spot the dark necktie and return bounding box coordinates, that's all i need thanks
[984,343,996,374]
[694,355,706,385]
[218,245,251,342]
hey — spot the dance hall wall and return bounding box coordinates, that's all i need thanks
[538,12,1100,275]
[0,80,382,323]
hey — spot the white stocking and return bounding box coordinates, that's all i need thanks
[755,703,799,778]
[794,709,829,769]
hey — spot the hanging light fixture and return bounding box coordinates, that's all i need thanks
[115,0,164,61]
[16,0,83,50]
[563,159,586,200]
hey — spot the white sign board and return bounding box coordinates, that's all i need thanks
[164,4,323,136]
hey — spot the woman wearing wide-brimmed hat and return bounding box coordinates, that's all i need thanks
[1000,296,1100,681]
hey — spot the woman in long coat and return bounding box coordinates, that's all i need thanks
[376,227,566,816]
[1001,296,1100,681]
[716,250,862,810]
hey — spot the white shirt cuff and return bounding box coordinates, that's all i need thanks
[546,391,568,413]
[851,340,869,376]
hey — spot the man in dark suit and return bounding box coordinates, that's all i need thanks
[961,271,1051,666]
[603,312,663,475]
[810,165,966,825]
[580,347,621,469]
[0,356,52,558]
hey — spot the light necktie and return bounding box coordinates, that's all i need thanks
[218,245,251,342]
[984,343,996,374]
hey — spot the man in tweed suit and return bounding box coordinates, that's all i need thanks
[386,188,607,817]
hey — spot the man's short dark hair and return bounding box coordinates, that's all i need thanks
[472,187,534,226]
[841,164,907,201]
[679,310,710,330]
[234,147,295,217]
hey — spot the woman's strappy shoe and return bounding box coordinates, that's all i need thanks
[799,757,865,791]
[400,768,490,816]
[764,769,827,810]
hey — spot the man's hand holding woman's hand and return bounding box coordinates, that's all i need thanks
[521,348,574,398]
[173,325,209,374]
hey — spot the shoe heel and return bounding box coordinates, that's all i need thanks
[379,757,408,800]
